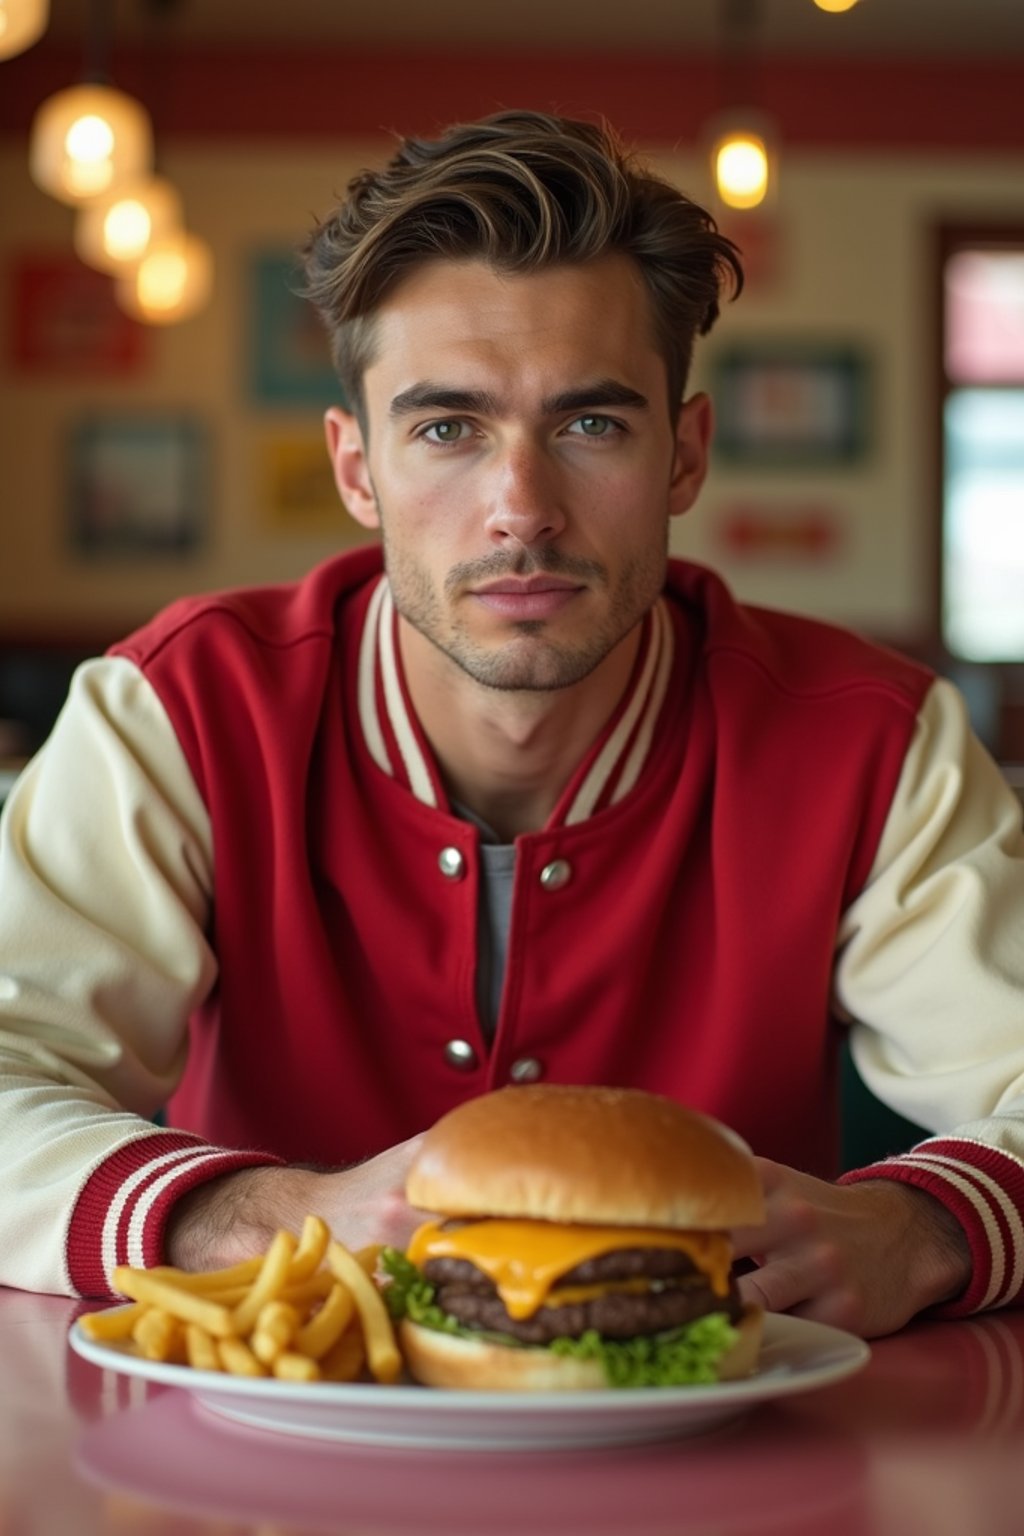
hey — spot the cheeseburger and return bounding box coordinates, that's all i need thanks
[382,1084,765,1390]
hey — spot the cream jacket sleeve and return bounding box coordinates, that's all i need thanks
[0,657,277,1297]
[836,676,1024,1314]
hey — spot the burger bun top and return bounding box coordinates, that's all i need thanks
[406,1084,764,1231]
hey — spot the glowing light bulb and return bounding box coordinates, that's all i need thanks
[75,175,182,273]
[104,198,152,260]
[64,113,114,163]
[61,113,116,196]
[138,247,188,311]
[714,133,770,210]
[813,0,860,11]
[116,232,214,325]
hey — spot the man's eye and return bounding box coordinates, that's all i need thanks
[423,420,467,444]
[570,415,616,437]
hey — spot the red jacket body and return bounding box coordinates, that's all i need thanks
[114,548,930,1180]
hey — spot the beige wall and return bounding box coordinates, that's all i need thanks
[677,151,1024,638]
[2,136,1023,641]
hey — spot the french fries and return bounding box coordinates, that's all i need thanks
[327,1240,402,1385]
[78,1215,401,1386]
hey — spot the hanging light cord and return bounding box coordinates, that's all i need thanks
[717,0,763,114]
[83,0,113,85]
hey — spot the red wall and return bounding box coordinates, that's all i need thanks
[2,43,1024,150]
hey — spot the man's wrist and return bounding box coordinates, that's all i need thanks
[869,1178,972,1312]
[163,1165,321,1271]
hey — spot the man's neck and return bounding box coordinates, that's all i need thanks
[398,618,642,842]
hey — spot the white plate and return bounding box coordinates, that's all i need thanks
[69,1311,869,1450]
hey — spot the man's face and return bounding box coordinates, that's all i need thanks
[327,255,710,694]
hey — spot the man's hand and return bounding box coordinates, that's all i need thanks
[165,1134,429,1272]
[729,1158,972,1339]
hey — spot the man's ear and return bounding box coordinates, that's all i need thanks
[668,392,713,520]
[325,407,379,529]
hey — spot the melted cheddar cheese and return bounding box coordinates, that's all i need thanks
[406,1219,732,1320]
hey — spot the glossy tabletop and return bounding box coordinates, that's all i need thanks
[4,1286,1024,1536]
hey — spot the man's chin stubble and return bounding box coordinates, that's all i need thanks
[426,624,614,694]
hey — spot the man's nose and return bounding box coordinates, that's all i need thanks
[484,439,567,547]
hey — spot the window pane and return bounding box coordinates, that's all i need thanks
[945,251,1024,384]
[943,389,1024,660]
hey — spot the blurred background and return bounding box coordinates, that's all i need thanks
[1,0,1023,767]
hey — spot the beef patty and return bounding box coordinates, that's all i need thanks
[422,1247,743,1345]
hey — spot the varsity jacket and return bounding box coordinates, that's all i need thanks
[1,547,1023,1303]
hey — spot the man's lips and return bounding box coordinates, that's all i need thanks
[476,575,581,595]
[471,576,584,620]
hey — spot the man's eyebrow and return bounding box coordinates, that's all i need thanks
[389,385,500,417]
[388,379,650,418]
[541,381,650,414]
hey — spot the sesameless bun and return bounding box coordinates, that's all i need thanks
[406,1083,765,1231]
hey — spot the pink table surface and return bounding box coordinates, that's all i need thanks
[3,1286,1024,1536]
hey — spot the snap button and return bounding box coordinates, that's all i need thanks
[509,1057,544,1083]
[444,1039,478,1071]
[539,858,572,891]
[438,846,466,880]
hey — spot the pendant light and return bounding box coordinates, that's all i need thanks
[28,0,152,205]
[75,173,182,273]
[706,0,777,212]
[115,231,214,325]
[709,111,776,211]
[0,0,49,59]
[30,83,153,203]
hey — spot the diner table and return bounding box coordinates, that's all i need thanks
[4,1286,1024,1536]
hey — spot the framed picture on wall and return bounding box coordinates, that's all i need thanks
[248,252,342,407]
[259,430,375,545]
[68,415,208,556]
[10,252,148,376]
[711,343,870,467]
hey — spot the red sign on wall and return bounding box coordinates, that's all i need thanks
[10,253,148,376]
[719,506,841,559]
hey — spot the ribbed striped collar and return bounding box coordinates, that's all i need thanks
[357,576,674,829]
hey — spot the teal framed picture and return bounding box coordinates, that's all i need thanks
[712,343,870,468]
[249,252,341,407]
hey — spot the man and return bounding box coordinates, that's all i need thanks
[1,111,1022,1338]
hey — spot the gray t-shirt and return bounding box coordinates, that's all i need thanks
[453,803,516,1043]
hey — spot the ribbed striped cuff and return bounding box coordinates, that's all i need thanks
[839,1137,1024,1316]
[66,1132,283,1298]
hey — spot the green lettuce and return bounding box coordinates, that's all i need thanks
[380,1247,739,1389]
[548,1313,738,1388]
[380,1247,464,1334]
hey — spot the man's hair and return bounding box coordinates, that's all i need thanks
[298,109,743,425]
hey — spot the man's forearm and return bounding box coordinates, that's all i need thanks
[163,1165,324,1270]
[162,1133,429,1272]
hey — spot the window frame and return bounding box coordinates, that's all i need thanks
[932,223,1024,761]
